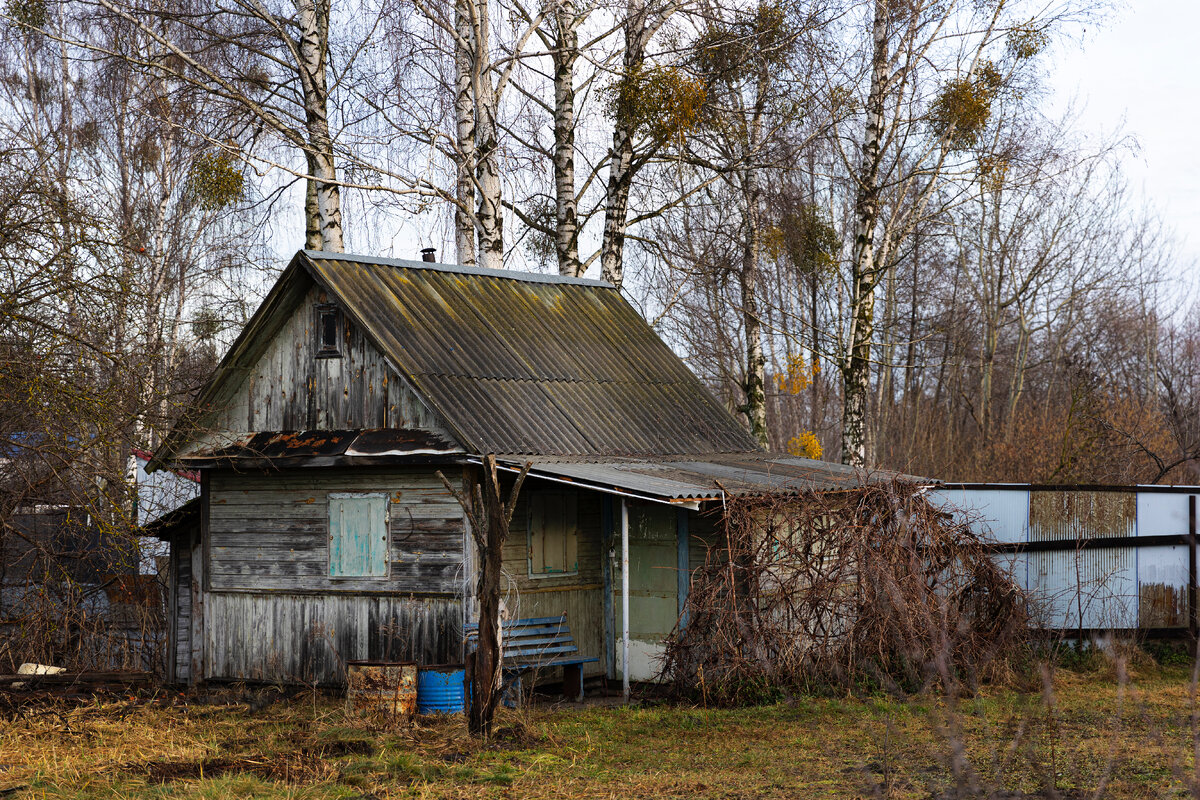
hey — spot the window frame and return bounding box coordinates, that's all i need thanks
[526,490,579,579]
[327,492,390,580]
[314,302,343,359]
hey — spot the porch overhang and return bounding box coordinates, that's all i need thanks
[482,453,933,508]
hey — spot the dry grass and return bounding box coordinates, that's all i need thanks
[2,663,1199,799]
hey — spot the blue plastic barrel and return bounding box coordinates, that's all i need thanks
[416,664,465,714]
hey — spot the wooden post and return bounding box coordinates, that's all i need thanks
[1189,495,1196,652]
[601,497,615,680]
[676,508,689,628]
[189,534,204,690]
[621,497,630,702]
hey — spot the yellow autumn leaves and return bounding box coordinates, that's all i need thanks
[774,354,823,459]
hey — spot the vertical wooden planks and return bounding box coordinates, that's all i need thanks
[179,283,456,460]
[203,592,462,685]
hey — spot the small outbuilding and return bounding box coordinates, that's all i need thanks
[149,250,905,688]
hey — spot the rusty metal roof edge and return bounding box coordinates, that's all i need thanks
[303,249,614,289]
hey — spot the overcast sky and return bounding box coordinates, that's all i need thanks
[1046,0,1199,306]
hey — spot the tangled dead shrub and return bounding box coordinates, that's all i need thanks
[661,480,1028,703]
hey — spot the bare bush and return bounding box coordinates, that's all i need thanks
[661,480,1028,703]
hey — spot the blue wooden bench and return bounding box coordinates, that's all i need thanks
[465,614,599,701]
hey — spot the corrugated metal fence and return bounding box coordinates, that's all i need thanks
[932,485,1198,636]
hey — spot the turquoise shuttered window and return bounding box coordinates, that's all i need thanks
[328,493,389,578]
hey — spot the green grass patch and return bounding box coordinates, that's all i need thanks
[5,665,1200,798]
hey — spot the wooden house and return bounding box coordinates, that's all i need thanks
[149,250,893,688]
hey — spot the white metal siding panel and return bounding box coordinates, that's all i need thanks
[1136,492,1191,536]
[1027,548,1137,630]
[930,487,1030,544]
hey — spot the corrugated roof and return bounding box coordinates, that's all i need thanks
[301,251,760,457]
[491,453,932,502]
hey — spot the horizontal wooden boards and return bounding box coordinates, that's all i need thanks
[207,468,465,594]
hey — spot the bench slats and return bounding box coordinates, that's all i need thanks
[466,615,596,670]
[505,644,580,657]
[496,638,571,652]
[465,615,567,628]
[506,656,599,668]
[469,624,568,638]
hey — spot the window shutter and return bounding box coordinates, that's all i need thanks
[528,491,579,576]
[329,493,388,578]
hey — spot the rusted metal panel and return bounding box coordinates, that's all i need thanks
[1029,490,1136,542]
[1138,545,1189,628]
[176,429,463,469]
[938,486,1200,634]
[346,661,417,717]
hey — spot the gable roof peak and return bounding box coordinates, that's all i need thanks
[302,249,613,289]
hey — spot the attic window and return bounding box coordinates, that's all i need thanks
[315,303,342,358]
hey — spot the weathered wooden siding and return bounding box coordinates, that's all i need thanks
[171,536,193,684]
[205,592,461,685]
[500,486,605,677]
[207,469,465,594]
[182,283,453,456]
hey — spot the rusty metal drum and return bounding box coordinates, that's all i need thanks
[345,661,418,717]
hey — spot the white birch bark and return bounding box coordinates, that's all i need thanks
[454,0,477,266]
[741,169,768,448]
[305,152,322,250]
[470,0,503,270]
[296,0,344,252]
[840,0,888,467]
[737,62,770,449]
[551,1,581,277]
[599,0,676,288]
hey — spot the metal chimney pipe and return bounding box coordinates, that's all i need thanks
[420,247,436,263]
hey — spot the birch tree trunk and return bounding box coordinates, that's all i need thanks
[840,0,888,467]
[551,1,581,277]
[454,0,477,266]
[470,0,503,270]
[305,152,322,250]
[741,169,768,447]
[296,0,344,252]
[599,0,657,288]
[738,59,770,449]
